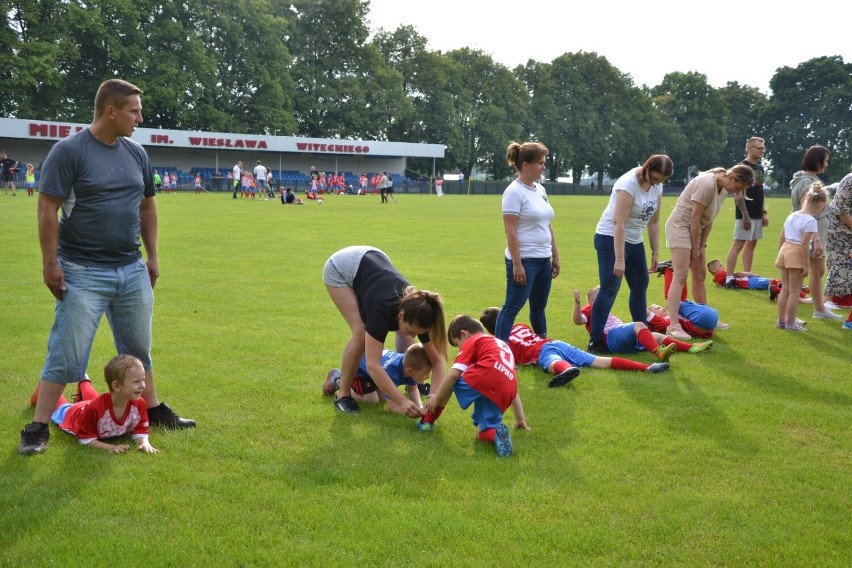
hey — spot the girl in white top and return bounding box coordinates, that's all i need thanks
[775,183,828,330]
[588,155,672,352]
[494,141,559,341]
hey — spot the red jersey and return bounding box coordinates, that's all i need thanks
[712,270,748,288]
[453,333,517,412]
[506,323,551,365]
[645,312,713,339]
[59,392,150,444]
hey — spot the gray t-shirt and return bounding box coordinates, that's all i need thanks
[39,128,155,267]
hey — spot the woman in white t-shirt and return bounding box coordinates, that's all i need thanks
[494,142,559,341]
[776,183,828,330]
[588,155,673,354]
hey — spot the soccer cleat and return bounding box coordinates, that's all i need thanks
[494,423,513,458]
[323,368,341,396]
[813,309,842,320]
[688,341,713,354]
[417,420,434,432]
[842,321,852,331]
[655,343,677,362]
[18,422,50,455]
[769,286,778,301]
[724,280,739,289]
[332,395,360,414]
[548,366,581,388]
[417,382,431,397]
[586,340,608,356]
[148,402,196,429]
[645,362,670,373]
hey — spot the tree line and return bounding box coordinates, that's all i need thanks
[2,0,850,184]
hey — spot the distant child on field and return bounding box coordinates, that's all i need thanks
[420,315,521,457]
[324,344,431,415]
[25,163,35,196]
[775,183,828,330]
[573,288,712,357]
[194,172,203,195]
[480,308,670,389]
[153,170,162,193]
[46,355,158,454]
[706,258,811,303]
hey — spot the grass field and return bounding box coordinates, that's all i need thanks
[1,190,849,566]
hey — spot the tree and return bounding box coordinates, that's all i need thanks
[763,56,852,181]
[718,81,768,168]
[443,48,527,179]
[652,72,727,179]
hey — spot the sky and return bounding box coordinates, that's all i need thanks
[366,0,850,94]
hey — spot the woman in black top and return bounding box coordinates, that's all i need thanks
[323,246,447,415]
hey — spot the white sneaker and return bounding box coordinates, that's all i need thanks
[823,300,840,310]
[795,318,807,326]
[813,309,842,320]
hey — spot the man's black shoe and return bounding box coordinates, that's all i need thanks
[148,402,196,429]
[19,422,49,455]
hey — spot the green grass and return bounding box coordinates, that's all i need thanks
[1,191,849,567]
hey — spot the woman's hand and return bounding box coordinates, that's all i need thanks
[513,262,526,286]
[613,259,625,277]
[551,257,560,278]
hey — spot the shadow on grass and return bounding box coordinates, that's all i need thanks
[0,423,112,558]
[715,332,852,408]
[616,363,760,455]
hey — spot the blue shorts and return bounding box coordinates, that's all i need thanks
[41,258,153,384]
[747,276,770,290]
[537,340,597,370]
[51,403,73,426]
[679,300,719,330]
[453,377,504,431]
[604,323,643,354]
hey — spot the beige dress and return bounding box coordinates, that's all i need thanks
[665,172,728,249]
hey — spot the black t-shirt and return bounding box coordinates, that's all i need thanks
[736,159,765,220]
[353,251,430,344]
[0,157,18,176]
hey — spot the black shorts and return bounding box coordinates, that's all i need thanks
[2,173,13,183]
[352,376,378,396]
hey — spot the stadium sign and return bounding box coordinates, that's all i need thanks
[1,118,445,158]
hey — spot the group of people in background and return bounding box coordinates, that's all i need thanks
[321,137,852,458]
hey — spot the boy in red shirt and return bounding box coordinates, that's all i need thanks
[480,308,669,390]
[420,315,521,457]
[46,355,158,454]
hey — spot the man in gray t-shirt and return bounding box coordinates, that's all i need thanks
[19,79,195,456]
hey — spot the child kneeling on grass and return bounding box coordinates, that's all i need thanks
[574,287,712,358]
[419,315,522,458]
[324,343,431,415]
[480,308,669,390]
[35,355,158,454]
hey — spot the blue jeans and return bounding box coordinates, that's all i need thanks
[41,258,154,384]
[495,256,552,341]
[590,233,649,343]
